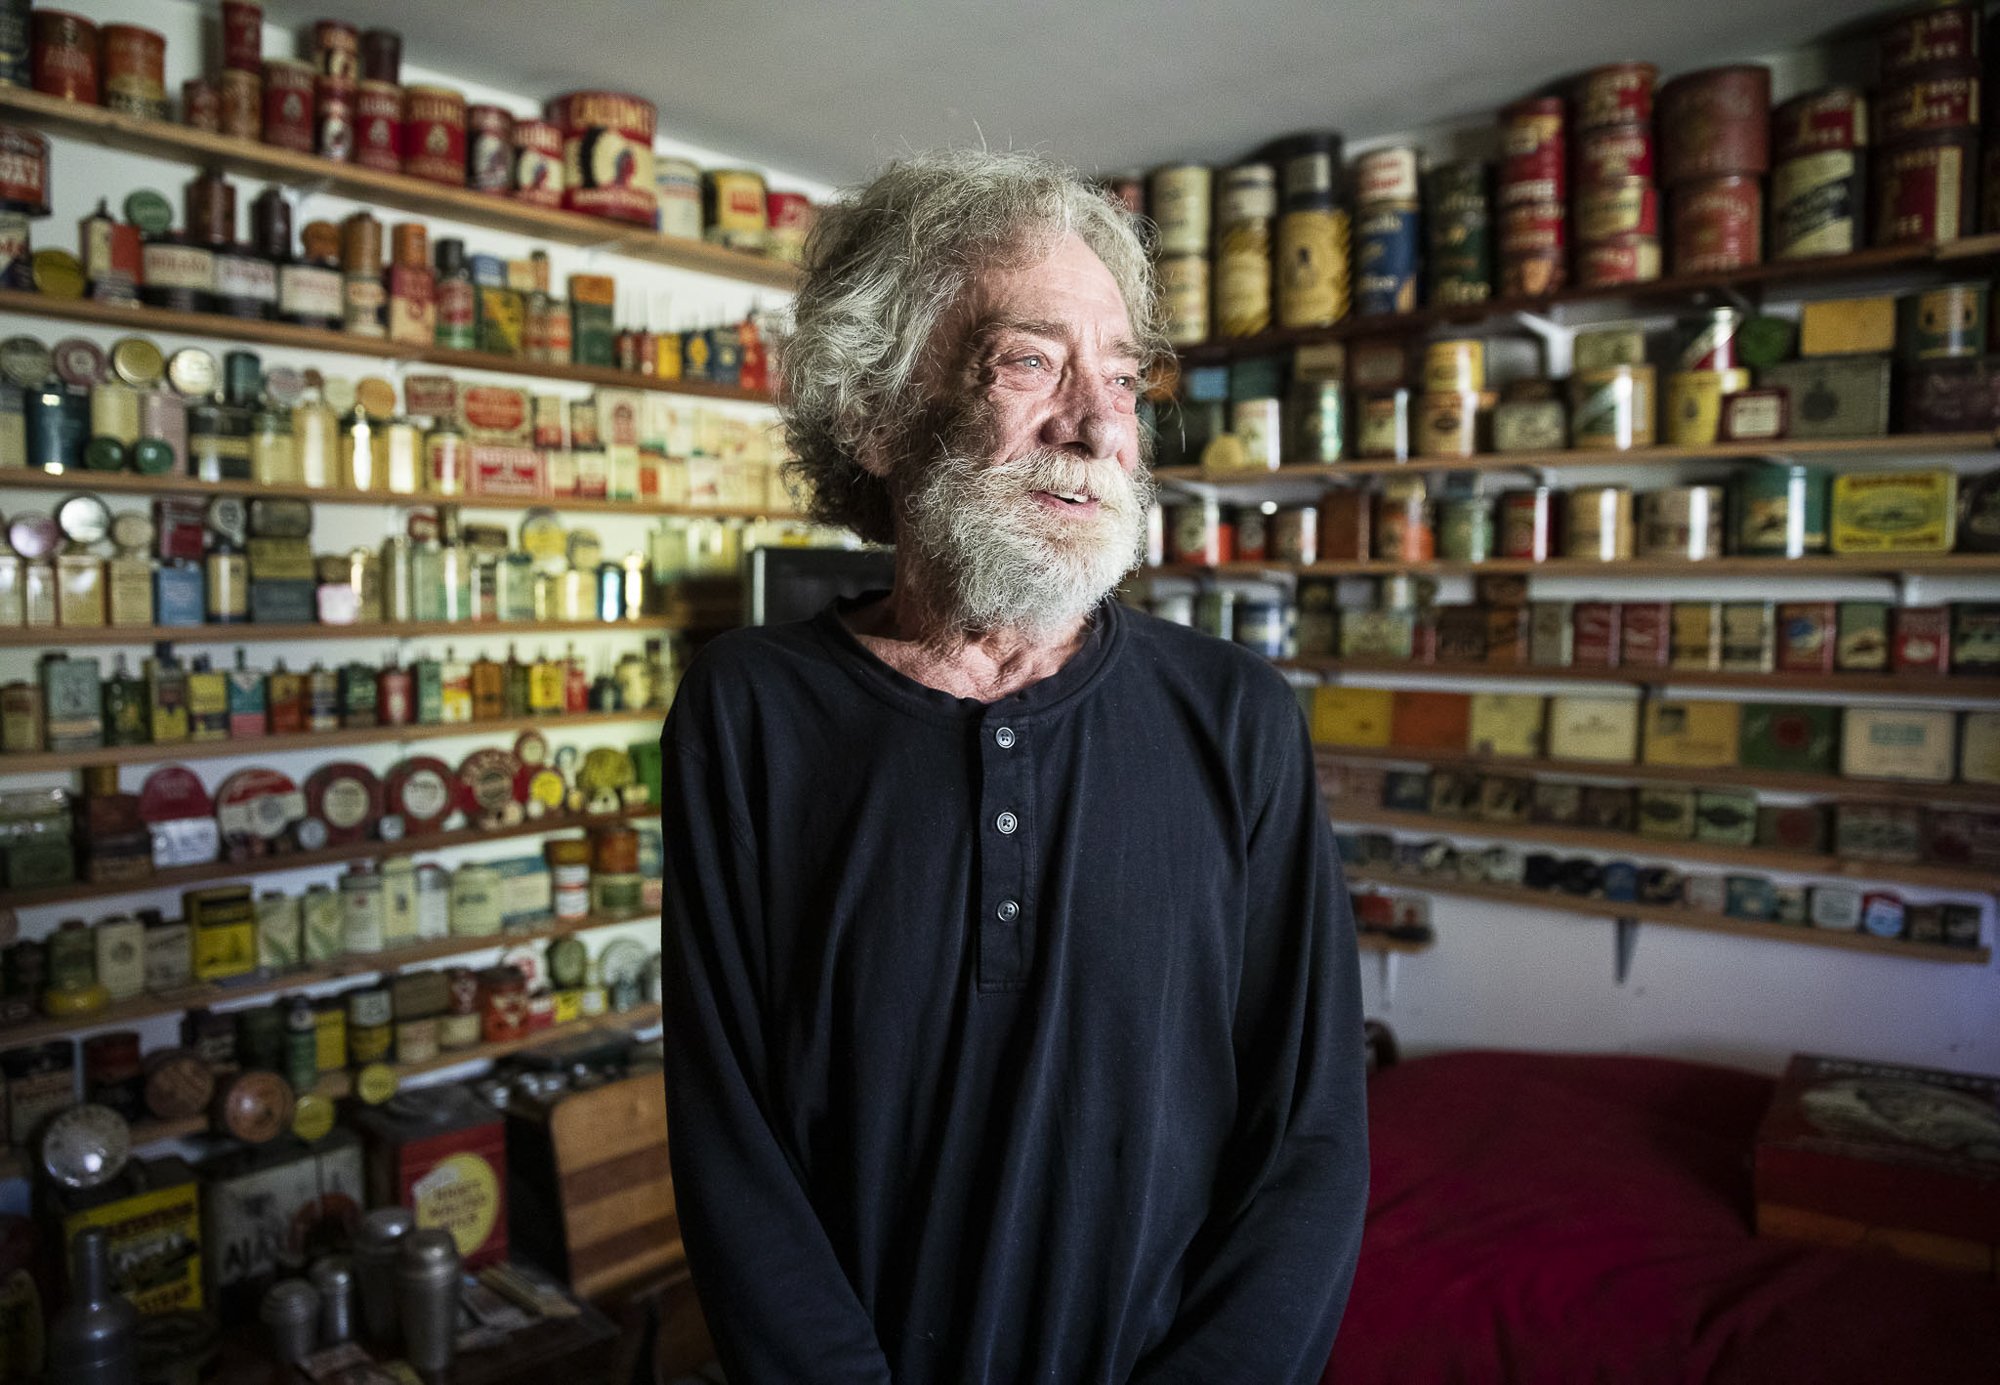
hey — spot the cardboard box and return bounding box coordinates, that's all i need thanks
[1467,693,1546,758]
[1840,707,1956,782]
[1547,696,1641,763]
[1643,699,1742,768]
[1754,1053,2000,1275]
[1312,687,1395,747]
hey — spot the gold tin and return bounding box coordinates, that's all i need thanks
[1565,486,1635,560]
[1663,368,1752,445]
[1637,485,1726,560]
[1569,365,1655,450]
[1417,390,1483,458]
[1423,339,1486,393]
[1829,469,1958,553]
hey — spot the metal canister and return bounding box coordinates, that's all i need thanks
[1150,164,1212,256]
[220,0,261,71]
[1576,180,1658,242]
[354,80,401,172]
[1658,65,1772,183]
[1437,495,1494,562]
[30,9,96,102]
[1233,590,1292,658]
[1663,368,1751,445]
[220,67,261,139]
[1670,176,1762,273]
[1354,388,1411,459]
[402,84,467,186]
[1900,283,1987,359]
[1498,200,1565,291]
[1569,365,1655,450]
[311,18,359,81]
[1638,485,1726,559]
[1770,88,1868,260]
[1565,485,1635,560]
[1878,76,1978,145]
[315,74,354,162]
[1425,160,1490,304]
[1215,163,1275,338]
[703,167,768,249]
[1353,205,1420,317]
[262,58,316,153]
[467,104,514,194]
[1284,379,1343,463]
[1355,147,1419,206]
[183,79,222,132]
[1416,390,1480,458]
[360,27,400,83]
[1232,396,1282,471]
[1676,307,1744,371]
[1733,461,1829,556]
[1578,236,1661,287]
[1275,204,1349,327]
[1873,132,1977,244]
[139,388,188,473]
[1373,479,1433,561]
[100,24,167,120]
[1166,498,1227,566]
[513,120,565,208]
[1270,505,1319,564]
[1158,256,1210,346]
[549,91,658,225]
[1576,62,1657,131]
[1423,339,1484,393]
[1578,123,1655,183]
[1499,95,1565,207]
[653,156,702,239]
[1498,487,1560,560]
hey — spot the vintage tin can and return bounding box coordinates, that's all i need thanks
[1356,147,1420,206]
[1269,131,1344,209]
[1166,498,1228,565]
[262,59,315,153]
[183,78,222,131]
[1232,396,1282,470]
[1285,379,1343,463]
[30,9,96,102]
[1663,368,1751,445]
[1354,388,1411,459]
[1158,255,1210,346]
[1771,140,1867,260]
[1566,486,1635,560]
[403,84,467,186]
[1498,200,1565,256]
[1878,76,1979,143]
[315,75,354,161]
[1500,239,1566,299]
[360,26,399,82]
[1674,307,1741,371]
[1577,123,1655,183]
[1637,485,1726,559]
[100,23,167,120]
[1577,179,1659,241]
[1437,496,1494,562]
[513,119,564,207]
[767,190,814,264]
[1424,339,1485,393]
[1577,236,1661,287]
[353,80,402,172]
[1416,390,1480,458]
[0,126,50,216]
[1215,165,1274,337]
[0,0,24,87]
[1658,65,1771,183]
[1354,206,1420,317]
[1151,164,1212,256]
[704,167,768,248]
[220,67,261,139]
[1872,132,1976,244]
[654,156,702,238]
[467,104,514,194]
[312,18,359,81]
[1670,176,1762,273]
[1576,62,1656,130]
[1275,206,1350,327]
[219,0,262,71]
[1499,96,1565,206]
[1270,506,1319,565]
[1879,2,1980,82]
[1900,282,1987,359]
[1569,365,1655,449]
[1426,160,1491,304]
[1374,480,1434,561]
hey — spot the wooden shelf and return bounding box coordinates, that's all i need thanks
[1150,554,2000,580]
[1280,656,2000,701]
[0,86,797,290]
[1314,743,2000,808]
[1343,866,1990,965]
[0,289,774,404]
[0,463,795,520]
[0,1001,664,1179]
[0,906,658,1049]
[6,803,654,910]
[0,707,660,774]
[1329,803,2000,896]
[1355,932,1432,955]
[1154,432,1997,482]
[1174,240,2000,362]
[0,618,680,649]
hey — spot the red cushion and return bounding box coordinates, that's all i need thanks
[1326,1051,2000,1384]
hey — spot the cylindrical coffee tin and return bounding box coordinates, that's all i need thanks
[1498,200,1565,255]
[1437,496,1494,562]
[1373,480,1434,562]
[183,79,222,132]
[1663,368,1751,445]
[654,156,702,238]
[1734,461,1829,556]
[1773,87,1868,164]
[1354,205,1419,317]
[1158,255,1210,346]
[1267,131,1344,210]
[1872,132,1977,244]
[1167,498,1228,565]
[1499,486,1561,560]
[1575,62,1656,131]
[1355,388,1412,459]
[1417,390,1480,458]
[1426,160,1491,304]
[1899,283,1987,359]
[1217,162,1277,226]
[467,104,514,194]
[1659,65,1772,184]
[513,120,564,207]
[353,80,401,172]
[100,24,167,120]
[1578,236,1661,287]
[311,19,358,82]
[1270,505,1320,565]
[548,90,657,224]
[186,171,235,246]
[1577,123,1655,183]
[315,75,354,162]
[1275,206,1350,327]
[1285,380,1343,464]
[1637,485,1726,559]
[1424,338,1485,393]
[1232,397,1283,471]
[1878,76,1979,144]
[1151,164,1212,256]
[340,211,381,274]
[1878,3,1980,84]
[220,67,261,139]
[402,85,467,186]
[262,59,315,153]
[1355,147,1421,207]
[1570,365,1655,449]
[1772,139,1867,257]
[1676,306,1744,371]
[1670,176,1763,273]
[1576,179,1659,241]
[1499,96,1565,206]
[30,10,96,103]
[1565,485,1635,560]
[1214,164,1274,337]
[220,0,261,72]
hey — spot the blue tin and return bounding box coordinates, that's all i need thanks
[1354,206,1421,317]
[1601,861,1639,902]
[468,253,508,287]
[154,563,206,626]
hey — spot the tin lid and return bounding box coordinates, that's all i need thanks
[109,336,166,388]
[358,1206,415,1250]
[110,511,155,552]
[166,348,217,398]
[57,493,112,545]
[217,1069,296,1143]
[300,220,341,263]
[82,436,127,472]
[399,1229,459,1271]
[259,1279,320,1327]
[292,1092,337,1143]
[138,764,214,822]
[385,755,456,834]
[52,337,106,388]
[322,375,358,412]
[132,438,176,474]
[40,1103,131,1189]
[0,336,51,388]
[355,376,397,419]
[32,250,86,300]
[7,512,59,560]
[123,189,174,236]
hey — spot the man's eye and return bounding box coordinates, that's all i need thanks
[1016,354,1046,369]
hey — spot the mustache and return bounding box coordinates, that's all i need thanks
[981,449,1155,513]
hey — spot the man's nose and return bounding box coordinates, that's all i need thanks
[1041,376,1130,467]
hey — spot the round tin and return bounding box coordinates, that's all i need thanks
[1266,130,1344,210]
[1215,212,1272,338]
[1772,149,1866,259]
[1773,87,1868,162]
[1899,283,1987,359]
[31,248,84,298]
[1424,339,1485,393]
[1569,364,1655,449]
[1417,390,1481,458]
[513,119,564,207]
[467,104,514,194]
[1676,307,1744,371]
[1878,2,1980,84]
[262,59,316,153]
[100,23,167,120]
[1498,199,1565,258]
[1499,95,1565,205]
[183,79,222,132]
[1871,131,1977,244]
[221,0,262,72]
[1575,62,1656,131]
[402,84,467,185]
[1564,485,1635,560]
[1217,162,1277,225]
[767,191,814,264]
[1436,496,1494,562]
[361,27,400,83]
[654,155,702,238]
[0,126,50,215]
[1735,462,1831,555]
[1373,480,1434,562]
[1355,147,1420,206]
[1670,176,1763,273]
[1577,236,1661,287]
[1576,123,1655,183]
[1271,506,1320,564]
[312,19,359,82]
[30,10,96,103]
[0,335,49,386]
[1353,206,1419,317]
[1658,65,1772,183]
[1499,487,1561,560]
[1157,255,1210,346]
[220,68,261,139]
[1576,179,1659,241]
[1500,251,1565,299]
[314,75,354,161]
[1275,207,1350,327]
[549,90,658,225]
[1879,76,1980,144]
[1637,484,1726,559]
[1151,163,1213,256]
[51,336,104,386]
[1426,160,1491,304]
[354,79,401,172]
[1355,388,1412,459]
[1285,380,1344,463]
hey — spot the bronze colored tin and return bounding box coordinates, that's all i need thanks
[361,28,401,83]
[1498,95,1565,206]
[549,90,659,225]
[100,23,167,120]
[403,84,467,186]
[184,171,235,247]
[183,78,222,132]
[220,67,261,140]
[30,9,97,103]
[1658,65,1771,183]
[1670,176,1762,273]
[0,126,50,216]
[311,18,359,83]
[1575,62,1656,131]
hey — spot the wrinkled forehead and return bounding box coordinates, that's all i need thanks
[944,232,1139,364]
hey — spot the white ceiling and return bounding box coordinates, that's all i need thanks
[271,0,1893,187]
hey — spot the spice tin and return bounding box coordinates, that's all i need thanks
[1872,133,1976,244]
[312,18,359,81]
[353,80,401,172]
[1670,176,1762,273]
[1158,255,1210,345]
[1577,180,1659,241]
[1565,486,1634,560]
[1577,123,1655,183]
[1658,65,1771,183]
[1637,485,1725,559]
[315,74,354,161]
[100,23,167,120]
[261,59,316,153]
[30,9,96,102]
[220,0,260,70]
[1423,339,1485,393]
[403,84,467,186]
[1771,146,1866,260]
[1576,62,1656,130]
[1353,206,1420,316]
[1285,379,1343,463]
[1150,164,1212,256]
[1898,282,1986,359]
[1569,365,1654,449]
[220,67,261,139]
[512,119,564,207]
[1276,205,1350,327]
[1425,160,1490,304]
[467,104,514,194]
[1270,506,1319,565]
[1499,96,1565,205]
[1878,76,1979,143]
[1355,388,1411,458]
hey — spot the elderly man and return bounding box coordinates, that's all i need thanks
[660,149,1367,1383]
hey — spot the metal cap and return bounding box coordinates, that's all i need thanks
[399,1229,459,1270]
[308,1256,354,1293]
[356,1207,414,1249]
[259,1279,320,1327]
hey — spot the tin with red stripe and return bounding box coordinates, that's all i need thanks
[1576,179,1658,241]
[1575,62,1655,131]
[1658,65,1771,183]
[1878,2,1980,83]
[547,90,658,225]
[512,120,564,207]
[354,80,402,172]
[0,126,52,216]
[1670,176,1763,273]
[31,10,97,103]
[221,1,261,72]
[1872,132,1976,244]
[262,59,316,153]
[1772,88,1868,162]
[1498,200,1566,255]
[1578,235,1661,287]
[183,79,222,133]
[467,105,515,194]
[403,85,467,186]
[1499,96,1565,205]
[312,19,359,83]
[1577,123,1654,183]
[1878,76,1980,143]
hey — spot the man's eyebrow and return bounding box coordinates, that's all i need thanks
[970,316,1144,362]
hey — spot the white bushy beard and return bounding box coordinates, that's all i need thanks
[896,414,1155,641]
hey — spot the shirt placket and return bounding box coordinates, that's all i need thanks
[977,714,1033,990]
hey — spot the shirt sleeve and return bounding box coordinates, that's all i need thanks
[659,721,895,1385]
[1129,701,1370,1385]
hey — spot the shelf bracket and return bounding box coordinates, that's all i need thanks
[1375,950,1401,1009]
[1613,916,1641,985]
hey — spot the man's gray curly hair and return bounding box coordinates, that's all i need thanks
[778,149,1163,544]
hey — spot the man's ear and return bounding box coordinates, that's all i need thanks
[854,427,895,479]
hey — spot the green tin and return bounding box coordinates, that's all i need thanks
[1425,161,1492,306]
[1437,497,1494,562]
[1733,461,1829,556]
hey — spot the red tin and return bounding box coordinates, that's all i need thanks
[467,105,515,195]
[1772,88,1868,162]
[31,10,98,103]
[1877,76,1980,144]
[1872,132,1977,244]
[0,126,52,216]
[1577,236,1661,287]
[1576,178,1658,241]
[1499,95,1566,205]
[261,59,316,153]
[311,19,360,83]
[221,0,262,72]
[511,120,564,207]
[1658,64,1772,183]
[1577,122,1654,182]
[182,79,222,133]
[354,80,402,172]
[1575,62,1656,131]
[1670,176,1763,273]
[403,85,467,186]
[100,24,167,120]
[546,90,659,225]
[1878,2,1981,83]
[1498,199,1566,254]
[314,75,354,162]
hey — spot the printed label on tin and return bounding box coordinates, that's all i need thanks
[1772,152,1860,258]
[1876,146,1966,245]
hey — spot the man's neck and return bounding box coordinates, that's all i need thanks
[842,580,1092,702]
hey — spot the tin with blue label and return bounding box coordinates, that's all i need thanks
[1354,206,1421,317]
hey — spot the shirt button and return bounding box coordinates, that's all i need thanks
[994,726,1016,749]
[996,899,1020,923]
[995,811,1018,835]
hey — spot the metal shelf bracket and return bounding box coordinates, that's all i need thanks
[1614,916,1641,985]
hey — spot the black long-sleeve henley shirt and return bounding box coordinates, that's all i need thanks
[659,595,1368,1384]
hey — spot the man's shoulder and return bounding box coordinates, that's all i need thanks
[668,616,840,737]
[1117,603,1301,714]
